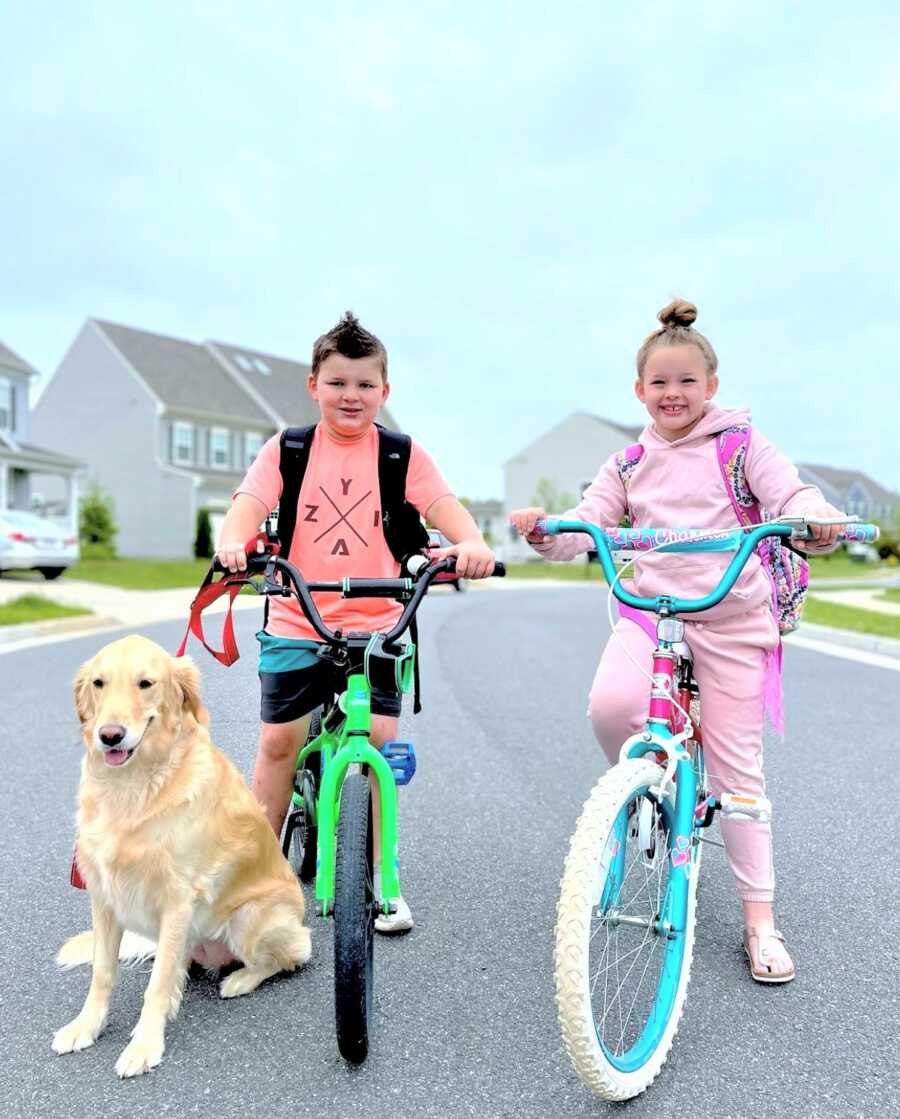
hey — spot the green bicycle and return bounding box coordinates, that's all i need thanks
[230,545,505,1062]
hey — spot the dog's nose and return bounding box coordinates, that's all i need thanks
[99,724,127,747]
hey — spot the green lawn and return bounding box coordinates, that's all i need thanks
[0,594,92,627]
[806,554,890,581]
[803,596,900,639]
[66,557,213,589]
[502,560,605,581]
[878,587,900,605]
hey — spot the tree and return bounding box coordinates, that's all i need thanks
[79,483,118,557]
[530,477,576,513]
[194,507,214,559]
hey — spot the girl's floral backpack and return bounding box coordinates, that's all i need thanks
[615,426,809,635]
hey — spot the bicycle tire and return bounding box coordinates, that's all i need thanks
[333,772,375,1064]
[555,757,698,1101]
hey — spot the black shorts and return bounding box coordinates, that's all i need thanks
[259,657,403,725]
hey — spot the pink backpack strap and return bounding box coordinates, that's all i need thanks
[715,426,762,527]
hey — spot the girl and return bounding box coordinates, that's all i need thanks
[510,299,846,983]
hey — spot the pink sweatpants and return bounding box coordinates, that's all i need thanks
[588,603,779,902]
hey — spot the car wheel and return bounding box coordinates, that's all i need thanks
[39,567,65,580]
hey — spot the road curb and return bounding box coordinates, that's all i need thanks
[0,613,122,646]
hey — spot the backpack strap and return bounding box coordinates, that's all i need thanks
[375,424,430,566]
[615,443,644,526]
[715,426,763,527]
[277,425,317,559]
[375,425,429,713]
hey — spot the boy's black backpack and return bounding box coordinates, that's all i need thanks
[274,422,431,711]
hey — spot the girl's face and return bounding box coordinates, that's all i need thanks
[635,344,718,442]
[308,353,389,440]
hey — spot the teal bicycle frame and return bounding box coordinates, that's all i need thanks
[294,674,402,918]
[545,518,795,1071]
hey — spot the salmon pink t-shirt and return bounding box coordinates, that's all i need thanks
[235,424,453,640]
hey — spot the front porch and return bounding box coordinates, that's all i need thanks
[0,435,84,534]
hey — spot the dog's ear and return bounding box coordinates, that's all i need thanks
[172,656,206,723]
[73,661,95,728]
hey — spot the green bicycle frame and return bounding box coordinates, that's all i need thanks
[294,672,401,918]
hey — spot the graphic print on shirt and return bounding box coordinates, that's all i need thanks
[303,476,374,556]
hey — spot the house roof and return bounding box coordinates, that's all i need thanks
[93,320,272,425]
[0,341,39,376]
[797,463,899,506]
[206,339,399,430]
[0,432,84,469]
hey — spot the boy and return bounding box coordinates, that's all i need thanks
[217,312,494,932]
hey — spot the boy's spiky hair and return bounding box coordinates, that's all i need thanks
[311,311,388,380]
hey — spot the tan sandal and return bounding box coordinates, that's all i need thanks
[743,926,795,984]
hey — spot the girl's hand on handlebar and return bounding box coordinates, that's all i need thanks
[215,536,265,574]
[428,539,496,578]
[509,507,550,544]
[799,504,849,551]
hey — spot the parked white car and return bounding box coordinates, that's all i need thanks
[0,510,79,579]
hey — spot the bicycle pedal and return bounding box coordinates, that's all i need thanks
[720,792,771,823]
[380,740,417,785]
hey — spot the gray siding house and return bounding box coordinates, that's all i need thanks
[32,320,398,558]
[503,412,642,561]
[0,341,82,532]
[796,464,898,523]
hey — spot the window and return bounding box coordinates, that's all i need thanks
[234,354,253,372]
[0,379,12,431]
[172,421,194,465]
[210,428,231,469]
[244,431,264,467]
[252,358,271,375]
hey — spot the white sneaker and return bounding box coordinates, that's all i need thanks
[375,895,414,935]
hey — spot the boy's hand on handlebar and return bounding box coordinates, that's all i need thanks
[215,536,265,574]
[428,539,495,578]
[509,507,550,544]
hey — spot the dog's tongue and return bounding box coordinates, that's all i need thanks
[104,749,130,767]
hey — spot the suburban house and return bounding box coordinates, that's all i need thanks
[502,413,900,563]
[796,464,898,523]
[502,412,642,561]
[31,319,399,558]
[0,341,83,534]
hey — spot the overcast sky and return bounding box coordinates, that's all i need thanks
[3,1,899,499]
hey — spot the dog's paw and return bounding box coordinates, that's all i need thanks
[115,1032,164,1078]
[52,1012,106,1054]
[219,966,266,998]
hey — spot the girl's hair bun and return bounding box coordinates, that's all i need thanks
[657,299,697,330]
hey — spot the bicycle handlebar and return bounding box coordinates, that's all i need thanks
[532,517,880,614]
[215,549,506,646]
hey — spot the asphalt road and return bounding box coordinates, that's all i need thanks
[1,585,897,1119]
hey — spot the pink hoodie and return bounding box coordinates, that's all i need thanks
[533,406,825,620]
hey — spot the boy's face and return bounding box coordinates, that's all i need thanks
[308,353,389,440]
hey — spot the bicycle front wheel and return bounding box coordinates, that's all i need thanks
[333,772,375,1063]
[555,757,698,1101]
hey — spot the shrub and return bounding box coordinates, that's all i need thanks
[79,483,117,557]
[194,507,214,559]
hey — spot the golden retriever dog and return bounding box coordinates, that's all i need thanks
[52,634,311,1078]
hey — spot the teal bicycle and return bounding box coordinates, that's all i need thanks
[539,515,879,1100]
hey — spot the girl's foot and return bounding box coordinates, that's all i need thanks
[743,926,795,984]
